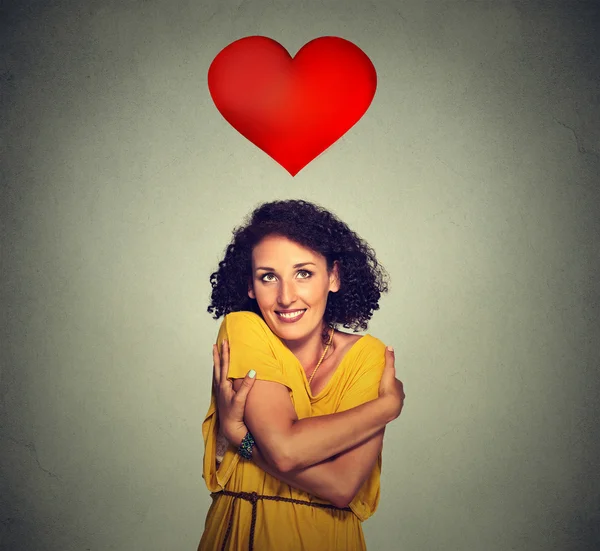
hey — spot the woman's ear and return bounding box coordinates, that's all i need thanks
[248,278,256,299]
[329,261,341,293]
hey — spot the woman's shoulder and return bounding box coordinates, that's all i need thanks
[362,334,386,354]
[217,311,291,385]
[224,310,263,325]
[221,311,277,343]
[337,331,385,354]
[335,331,386,375]
[223,310,267,330]
[330,332,387,400]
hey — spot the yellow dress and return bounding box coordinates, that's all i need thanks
[199,311,386,551]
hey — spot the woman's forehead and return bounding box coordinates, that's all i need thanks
[251,235,325,266]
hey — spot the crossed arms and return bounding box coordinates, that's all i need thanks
[217,341,404,508]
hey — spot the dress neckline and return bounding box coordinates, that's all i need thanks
[284,334,370,400]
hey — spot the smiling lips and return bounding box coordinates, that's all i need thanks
[275,309,307,323]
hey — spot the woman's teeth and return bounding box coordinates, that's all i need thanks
[277,310,306,319]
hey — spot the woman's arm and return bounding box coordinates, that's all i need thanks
[236,379,392,473]
[225,342,403,473]
[231,424,385,508]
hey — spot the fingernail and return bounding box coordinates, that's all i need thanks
[248,369,256,379]
[222,339,227,347]
[387,346,394,352]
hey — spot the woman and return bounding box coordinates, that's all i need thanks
[199,200,405,551]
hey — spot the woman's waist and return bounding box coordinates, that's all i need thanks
[223,463,336,507]
[214,488,352,514]
[210,486,358,530]
[207,485,362,551]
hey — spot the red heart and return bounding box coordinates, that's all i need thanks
[208,36,377,176]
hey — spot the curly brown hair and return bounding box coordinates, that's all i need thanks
[207,199,389,337]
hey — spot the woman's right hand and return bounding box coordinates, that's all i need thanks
[213,339,257,446]
[378,347,405,420]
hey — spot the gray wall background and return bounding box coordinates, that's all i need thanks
[1,1,599,550]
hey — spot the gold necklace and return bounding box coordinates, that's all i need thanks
[308,328,334,384]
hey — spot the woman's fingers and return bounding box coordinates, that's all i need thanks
[387,349,396,379]
[386,346,395,370]
[233,370,257,406]
[221,339,230,383]
[386,348,405,400]
[379,346,398,398]
[212,344,221,387]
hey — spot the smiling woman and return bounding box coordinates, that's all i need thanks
[248,235,340,364]
[198,200,405,551]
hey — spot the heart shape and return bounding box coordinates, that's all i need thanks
[208,36,377,176]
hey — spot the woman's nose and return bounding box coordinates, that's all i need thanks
[277,280,297,306]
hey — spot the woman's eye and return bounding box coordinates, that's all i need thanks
[297,270,312,279]
[261,273,276,282]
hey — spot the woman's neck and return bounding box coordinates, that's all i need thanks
[283,323,333,370]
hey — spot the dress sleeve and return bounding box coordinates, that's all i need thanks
[218,311,290,388]
[334,337,387,521]
[202,311,292,492]
[336,337,386,413]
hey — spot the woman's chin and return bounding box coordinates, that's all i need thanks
[259,309,323,344]
[264,315,301,338]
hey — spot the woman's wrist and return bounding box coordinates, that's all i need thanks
[378,394,400,423]
[230,425,248,448]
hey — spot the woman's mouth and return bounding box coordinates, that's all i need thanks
[275,309,307,323]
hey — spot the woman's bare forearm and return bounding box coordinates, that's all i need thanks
[249,445,345,506]
[246,428,384,508]
[231,378,397,472]
[269,396,394,472]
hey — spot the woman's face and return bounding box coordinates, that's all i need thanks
[248,235,339,344]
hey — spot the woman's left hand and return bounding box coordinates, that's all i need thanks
[213,339,257,446]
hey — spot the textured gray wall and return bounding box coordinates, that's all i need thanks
[1,1,599,550]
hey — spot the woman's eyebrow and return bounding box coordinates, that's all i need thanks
[255,262,316,271]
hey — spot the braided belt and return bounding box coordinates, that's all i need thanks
[211,489,352,551]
